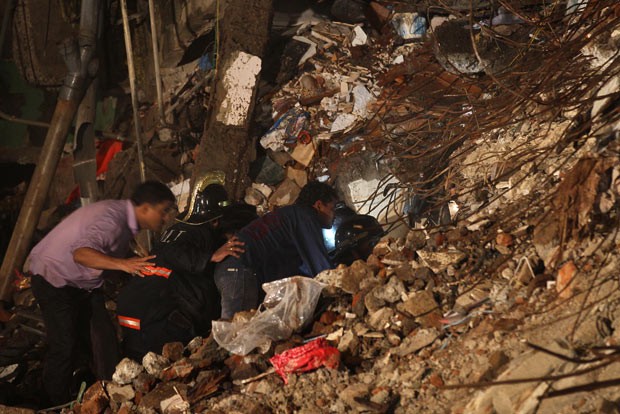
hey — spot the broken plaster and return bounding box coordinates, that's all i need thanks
[216,51,262,126]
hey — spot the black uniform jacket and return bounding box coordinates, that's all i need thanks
[117,220,221,336]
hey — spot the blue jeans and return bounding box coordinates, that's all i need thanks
[214,258,260,320]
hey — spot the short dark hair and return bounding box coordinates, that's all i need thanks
[130,180,176,206]
[295,181,338,207]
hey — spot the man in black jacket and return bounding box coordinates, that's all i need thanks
[214,181,338,319]
[116,173,246,360]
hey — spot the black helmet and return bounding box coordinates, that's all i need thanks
[178,171,229,223]
[331,214,385,265]
[323,202,356,252]
[191,184,229,221]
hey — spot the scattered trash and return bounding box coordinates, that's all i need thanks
[391,13,427,40]
[260,107,311,151]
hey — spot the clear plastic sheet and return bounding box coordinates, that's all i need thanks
[212,276,325,355]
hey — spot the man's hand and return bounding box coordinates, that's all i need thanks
[73,247,156,275]
[119,255,157,276]
[211,237,245,263]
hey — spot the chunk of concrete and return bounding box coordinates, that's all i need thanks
[394,329,440,357]
[142,352,170,377]
[416,250,466,274]
[113,358,145,385]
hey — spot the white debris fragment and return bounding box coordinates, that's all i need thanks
[292,35,318,66]
[216,51,261,127]
[330,113,357,132]
[352,85,374,118]
[351,25,368,46]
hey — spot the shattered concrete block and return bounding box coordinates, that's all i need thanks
[132,372,157,395]
[224,354,261,381]
[405,230,427,250]
[106,383,136,404]
[268,179,302,207]
[398,290,441,328]
[245,378,275,395]
[342,260,376,294]
[368,307,394,331]
[79,381,110,414]
[142,352,170,377]
[340,383,371,411]
[138,382,188,414]
[372,240,392,257]
[113,358,145,385]
[364,287,386,313]
[394,329,440,357]
[162,342,184,362]
[337,329,360,355]
[186,336,205,354]
[160,358,195,381]
[393,263,416,283]
[316,266,348,291]
[416,250,466,274]
[160,393,190,414]
[373,276,406,304]
[414,267,435,284]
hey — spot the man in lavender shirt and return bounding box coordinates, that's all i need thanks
[28,180,177,406]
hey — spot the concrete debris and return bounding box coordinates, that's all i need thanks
[142,352,170,377]
[416,250,466,274]
[113,358,145,385]
[4,1,620,413]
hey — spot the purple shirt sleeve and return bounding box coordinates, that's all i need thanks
[27,200,137,290]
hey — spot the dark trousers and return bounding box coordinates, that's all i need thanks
[31,275,120,405]
[213,259,260,320]
[121,310,194,361]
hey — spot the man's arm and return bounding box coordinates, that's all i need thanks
[73,247,156,275]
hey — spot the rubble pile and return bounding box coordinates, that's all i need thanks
[3,1,620,413]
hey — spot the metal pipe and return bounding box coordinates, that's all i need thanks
[0,109,51,128]
[120,0,147,183]
[0,0,101,302]
[148,0,165,123]
[120,0,151,250]
[73,78,100,205]
[0,100,79,302]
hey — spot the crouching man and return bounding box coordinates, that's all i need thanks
[214,181,339,319]
[28,181,177,406]
[116,172,245,360]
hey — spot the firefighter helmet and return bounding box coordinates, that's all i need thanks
[178,171,230,223]
[331,214,385,265]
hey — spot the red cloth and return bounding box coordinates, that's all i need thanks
[269,338,340,384]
